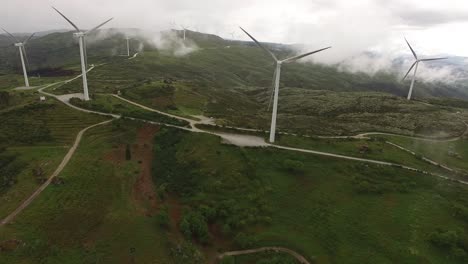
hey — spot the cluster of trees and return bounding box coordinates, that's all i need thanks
[0,151,24,192]
[0,103,52,145]
[153,128,273,246]
[429,228,468,260]
[0,91,11,108]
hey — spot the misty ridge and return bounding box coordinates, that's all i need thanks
[2,26,468,91]
[84,27,468,85]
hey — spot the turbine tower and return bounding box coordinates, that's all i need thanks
[52,7,113,101]
[2,28,35,87]
[403,38,447,100]
[240,27,331,143]
[126,37,131,57]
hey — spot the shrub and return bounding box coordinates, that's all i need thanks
[156,206,170,228]
[233,232,258,249]
[282,159,304,173]
[180,210,210,243]
[171,242,204,264]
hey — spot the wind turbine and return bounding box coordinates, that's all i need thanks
[181,25,187,41]
[1,28,35,87]
[402,38,447,100]
[52,7,113,101]
[240,27,331,143]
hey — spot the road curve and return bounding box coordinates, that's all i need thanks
[35,73,468,186]
[0,119,114,226]
[218,247,311,264]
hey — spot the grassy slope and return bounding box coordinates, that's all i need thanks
[0,99,108,229]
[0,100,106,146]
[68,94,190,127]
[383,136,468,172]
[153,128,468,264]
[46,46,467,137]
[0,121,174,264]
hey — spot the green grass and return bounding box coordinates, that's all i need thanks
[0,120,174,263]
[152,127,468,263]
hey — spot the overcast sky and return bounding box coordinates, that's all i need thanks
[2,0,468,59]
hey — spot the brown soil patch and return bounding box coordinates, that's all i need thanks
[384,194,397,209]
[204,224,232,264]
[165,195,184,242]
[132,124,160,216]
[104,145,126,165]
[0,239,22,252]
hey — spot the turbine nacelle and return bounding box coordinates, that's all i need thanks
[73,32,86,38]
[14,43,24,47]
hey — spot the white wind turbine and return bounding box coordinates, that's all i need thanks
[402,38,447,100]
[52,7,113,101]
[181,25,188,41]
[240,27,331,143]
[2,28,35,87]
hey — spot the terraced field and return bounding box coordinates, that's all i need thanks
[0,100,107,146]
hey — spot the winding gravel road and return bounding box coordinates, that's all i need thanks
[218,247,311,264]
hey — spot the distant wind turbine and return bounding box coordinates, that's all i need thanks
[181,25,188,41]
[402,38,447,100]
[1,28,35,87]
[240,27,331,143]
[52,6,113,101]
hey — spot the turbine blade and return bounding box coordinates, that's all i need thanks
[267,65,277,111]
[85,17,113,34]
[52,7,81,32]
[239,27,278,61]
[404,37,418,60]
[282,46,332,63]
[23,32,35,45]
[402,61,417,81]
[1,28,19,43]
[420,57,448,62]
